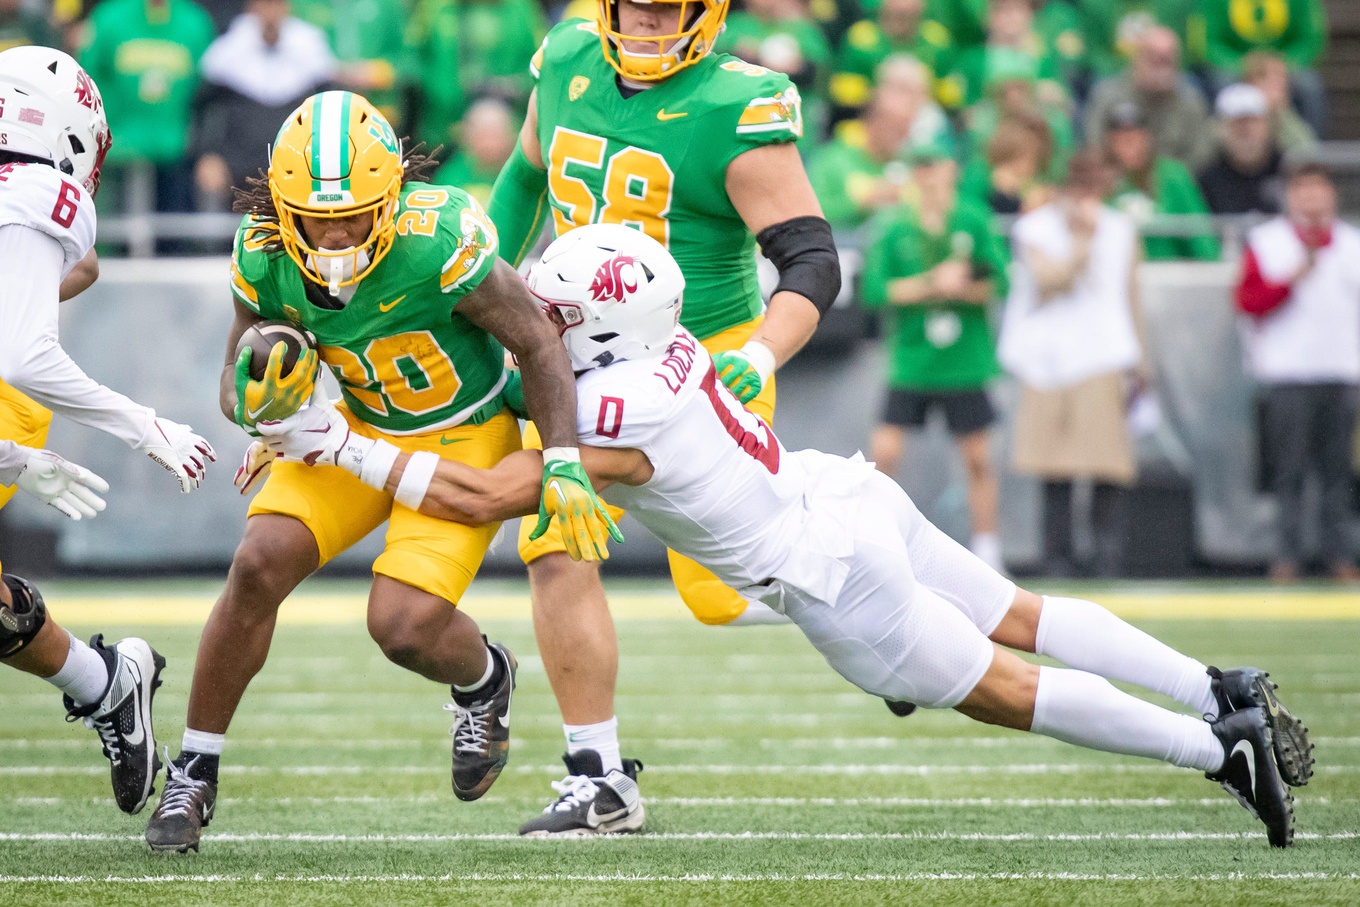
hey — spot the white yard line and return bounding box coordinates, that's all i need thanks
[1,831,1357,843]
[0,872,1356,883]
[2,763,1357,777]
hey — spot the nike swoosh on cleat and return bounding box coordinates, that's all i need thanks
[498,715,510,728]
[1232,739,1257,794]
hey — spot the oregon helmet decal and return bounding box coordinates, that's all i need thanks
[597,0,729,82]
[269,91,403,289]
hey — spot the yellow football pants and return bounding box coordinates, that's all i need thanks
[250,407,522,606]
[518,318,776,625]
[0,380,53,512]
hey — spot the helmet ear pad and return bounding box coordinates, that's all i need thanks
[528,223,686,372]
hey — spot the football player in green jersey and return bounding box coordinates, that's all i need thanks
[487,0,841,835]
[144,91,617,854]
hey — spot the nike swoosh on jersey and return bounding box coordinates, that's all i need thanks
[378,294,407,313]
[656,109,687,121]
[439,436,471,445]
[1232,739,1257,793]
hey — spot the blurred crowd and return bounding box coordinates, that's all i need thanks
[1,0,1353,580]
[0,0,1333,234]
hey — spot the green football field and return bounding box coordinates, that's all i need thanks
[0,578,1357,906]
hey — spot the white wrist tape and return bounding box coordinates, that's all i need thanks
[542,446,580,465]
[740,341,777,383]
[347,437,395,488]
[394,450,439,510]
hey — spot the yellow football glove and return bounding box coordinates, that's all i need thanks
[528,449,624,562]
[234,342,320,432]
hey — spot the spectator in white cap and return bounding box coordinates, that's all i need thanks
[1198,84,1287,216]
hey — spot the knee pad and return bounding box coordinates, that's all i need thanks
[0,573,47,659]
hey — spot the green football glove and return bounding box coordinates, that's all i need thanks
[712,341,776,405]
[529,449,624,562]
[234,342,320,432]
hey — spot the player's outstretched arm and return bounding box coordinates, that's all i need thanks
[456,259,624,558]
[0,225,216,492]
[719,143,840,403]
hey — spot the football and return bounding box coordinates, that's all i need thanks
[235,321,315,382]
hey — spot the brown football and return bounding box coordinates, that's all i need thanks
[235,321,314,382]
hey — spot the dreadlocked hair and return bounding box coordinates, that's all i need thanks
[231,143,444,254]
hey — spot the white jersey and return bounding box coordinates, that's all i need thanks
[0,161,155,447]
[577,329,873,601]
[0,161,96,277]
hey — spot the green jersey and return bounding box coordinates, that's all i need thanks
[528,19,803,341]
[806,137,912,230]
[831,16,956,111]
[1109,157,1220,262]
[231,184,507,435]
[1201,0,1326,71]
[860,199,1008,390]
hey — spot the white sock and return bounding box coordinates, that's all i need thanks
[969,532,1004,572]
[1031,666,1224,773]
[182,728,226,756]
[1036,596,1218,718]
[46,633,109,707]
[564,716,622,774]
[724,599,792,626]
[452,646,494,693]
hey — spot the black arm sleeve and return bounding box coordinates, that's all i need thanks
[756,215,841,317]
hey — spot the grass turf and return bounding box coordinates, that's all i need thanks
[0,578,1357,906]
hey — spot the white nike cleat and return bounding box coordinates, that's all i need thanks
[520,749,645,837]
[64,635,166,814]
[1207,706,1294,847]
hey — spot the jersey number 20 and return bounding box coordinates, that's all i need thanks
[548,127,674,246]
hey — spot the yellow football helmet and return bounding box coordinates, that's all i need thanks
[268,90,403,289]
[597,0,729,82]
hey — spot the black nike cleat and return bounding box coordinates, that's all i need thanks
[446,640,516,801]
[64,635,166,814]
[519,750,645,837]
[1208,666,1314,787]
[145,754,218,853]
[885,699,918,718]
[1207,706,1294,847]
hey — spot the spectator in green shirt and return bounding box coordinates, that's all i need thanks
[830,0,955,122]
[79,0,216,218]
[1201,0,1328,138]
[960,112,1055,214]
[964,47,1074,185]
[1076,0,1197,76]
[292,0,408,130]
[0,0,58,53]
[1102,101,1220,260]
[406,0,546,150]
[809,90,916,231]
[946,0,1088,109]
[432,98,517,208]
[860,137,1011,572]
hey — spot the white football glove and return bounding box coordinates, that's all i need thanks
[233,440,277,495]
[15,449,109,520]
[139,417,217,493]
[257,401,355,467]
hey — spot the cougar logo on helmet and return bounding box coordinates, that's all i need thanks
[590,255,640,304]
[73,69,100,113]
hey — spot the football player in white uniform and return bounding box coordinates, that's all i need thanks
[0,46,217,815]
[258,224,1312,846]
